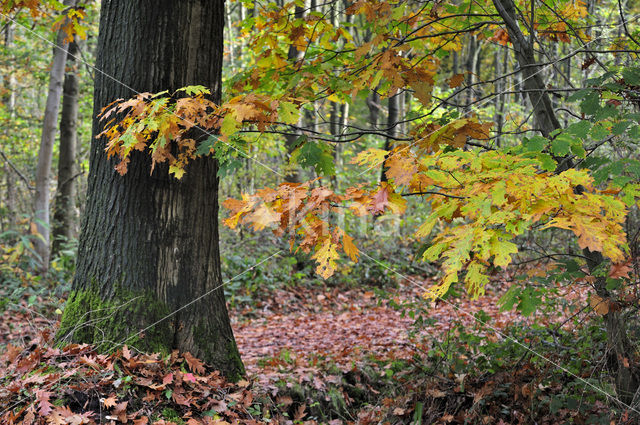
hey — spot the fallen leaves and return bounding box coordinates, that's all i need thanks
[0,336,263,425]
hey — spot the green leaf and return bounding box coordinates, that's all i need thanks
[589,123,609,140]
[566,120,591,138]
[570,142,586,158]
[195,136,217,156]
[536,153,557,171]
[518,287,542,316]
[551,138,571,156]
[524,135,547,152]
[622,67,640,85]
[291,140,335,176]
[498,286,519,312]
[611,120,631,135]
[580,91,600,115]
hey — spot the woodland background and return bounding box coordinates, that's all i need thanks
[1,0,640,424]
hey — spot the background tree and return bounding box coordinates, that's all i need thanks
[57,0,244,379]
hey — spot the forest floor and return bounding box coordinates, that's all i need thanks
[1,269,617,424]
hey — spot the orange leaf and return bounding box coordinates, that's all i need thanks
[103,396,117,409]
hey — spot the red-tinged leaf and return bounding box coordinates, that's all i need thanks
[183,352,205,374]
[183,372,197,383]
[36,389,53,416]
[163,373,174,385]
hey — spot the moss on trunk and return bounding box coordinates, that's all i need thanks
[57,286,173,354]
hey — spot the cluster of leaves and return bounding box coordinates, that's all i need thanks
[99,87,301,179]
[1,332,268,425]
[2,0,89,42]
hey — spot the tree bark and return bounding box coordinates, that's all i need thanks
[34,1,74,271]
[57,0,244,380]
[52,39,80,256]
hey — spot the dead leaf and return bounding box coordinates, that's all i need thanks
[590,294,609,315]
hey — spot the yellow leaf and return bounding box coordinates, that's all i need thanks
[312,238,340,279]
[351,148,388,168]
[169,165,185,179]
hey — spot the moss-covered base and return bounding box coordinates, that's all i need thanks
[193,321,245,381]
[57,286,173,354]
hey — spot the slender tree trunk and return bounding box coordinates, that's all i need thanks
[494,0,639,403]
[34,1,75,271]
[284,5,305,183]
[2,23,17,232]
[52,40,80,256]
[58,0,244,380]
[380,92,399,183]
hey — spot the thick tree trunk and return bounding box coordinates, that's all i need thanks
[52,40,80,256]
[34,2,74,271]
[58,0,244,380]
[494,0,639,404]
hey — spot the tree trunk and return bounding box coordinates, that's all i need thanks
[52,39,80,256]
[380,92,400,183]
[2,23,17,233]
[34,1,74,271]
[57,0,244,380]
[284,5,305,183]
[494,0,639,404]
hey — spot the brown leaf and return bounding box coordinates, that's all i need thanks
[448,73,465,88]
[294,403,307,421]
[609,262,632,279]
[183,352,205,374]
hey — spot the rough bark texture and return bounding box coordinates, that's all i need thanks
[58,0,244,380]
[494,0,639,405]
[34,6,72,271]
[52,40,80,256]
